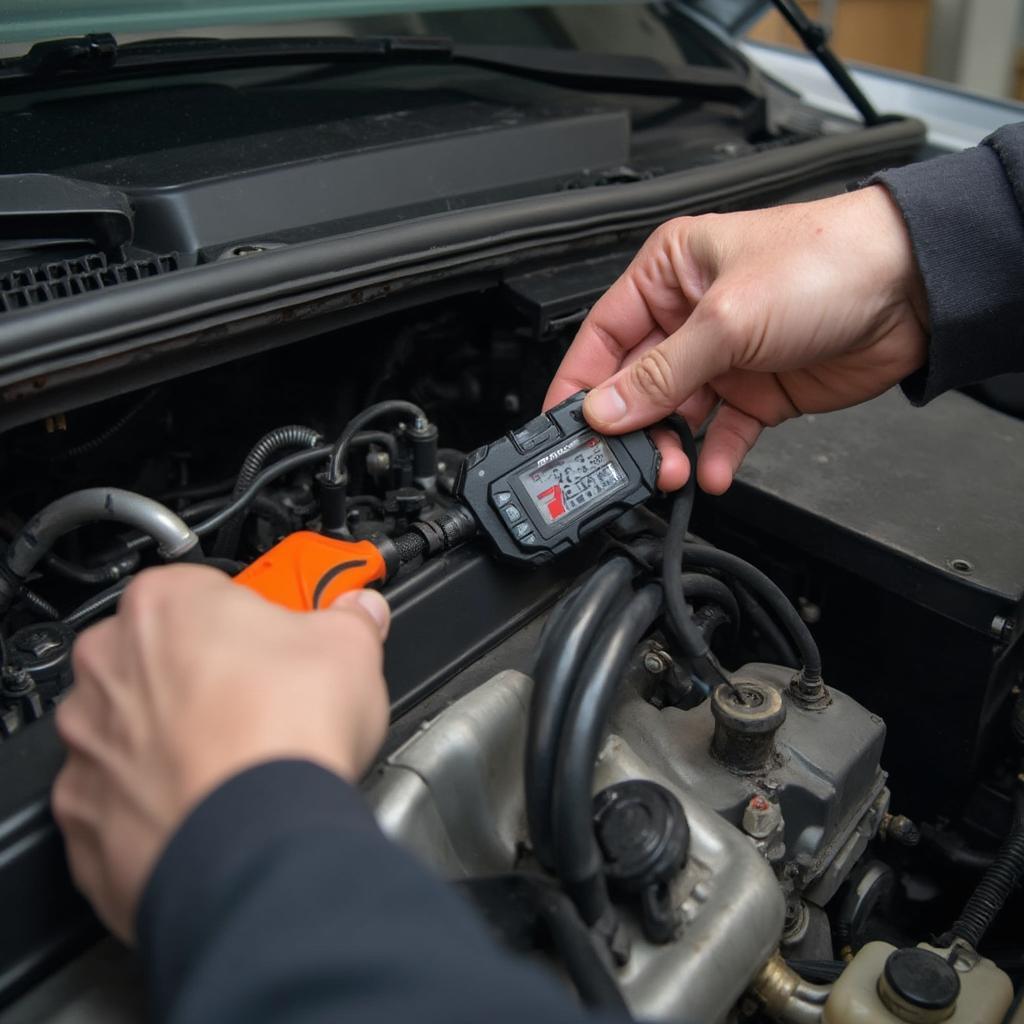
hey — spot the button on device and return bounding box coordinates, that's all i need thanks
[494,491,513,508]
[520,533,538,545]
[512,414,559,454]
[513,521,532,539]
[502,505,523,525]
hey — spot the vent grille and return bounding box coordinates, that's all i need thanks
[0,251,179,313]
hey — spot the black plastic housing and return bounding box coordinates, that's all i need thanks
[455,391,659,565]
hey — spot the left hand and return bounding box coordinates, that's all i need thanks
[52,565,391,942]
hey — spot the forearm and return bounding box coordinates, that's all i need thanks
[138,760,621,1024]
[871,123,1024,403]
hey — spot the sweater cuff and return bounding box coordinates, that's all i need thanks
[869,143,1024,404]
[136,760,373,1015]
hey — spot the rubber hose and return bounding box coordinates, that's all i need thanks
[193,447,331,537]
[551,584,663,926]
[327,400,426,483]
[0,489,199,617]
[213,425,322,558]
[734,582,800,668]
[919,824,997,874]
[693,602,733,646]
[949,784,1024,949]
[64,558,244,631]
[526,556,635,872]
[680,572,741,640]
[44,548,140,586]
[63,579,130,630]
[683,544,822,683]
[661,416,730,693]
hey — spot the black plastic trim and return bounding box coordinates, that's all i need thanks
[0,117,924,391]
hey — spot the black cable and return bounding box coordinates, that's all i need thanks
[680,572,741,641]
[734,582,800,668]
[192,446,331,537]
[43,548,140,586]
[327,400,426,483]
[213,425,322,559]
[551,583,662,927]
[63,558,245,631]
[661,415,733,697]
[682,544,822,685]
[526,556,635,872]
[21,588,60,621]
[458,874,632,1018]
[54,388,160,461]
[64,579,130,630]
[693,602,732,646]
[947,783,1024,949]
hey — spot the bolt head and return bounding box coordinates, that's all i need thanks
[643,651,668,674]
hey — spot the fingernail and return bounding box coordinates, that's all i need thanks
[585,385,627,426]
[334,589,391,638]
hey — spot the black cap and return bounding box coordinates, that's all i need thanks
[883,948,960,1012]
[593,780,689,892]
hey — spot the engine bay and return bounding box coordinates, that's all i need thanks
[0,289,1022,1022]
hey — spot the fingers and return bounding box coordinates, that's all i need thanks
[697,402,763,495]
[327,589,391,642]
[544,221,701,411]
[582,286,740,434]
[648,427,689,491]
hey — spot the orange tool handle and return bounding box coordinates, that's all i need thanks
[233,532,386,611]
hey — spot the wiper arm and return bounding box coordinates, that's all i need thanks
[768,0,881,125]
[0,33,761,109]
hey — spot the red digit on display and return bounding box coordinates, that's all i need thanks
[538,484,565,520]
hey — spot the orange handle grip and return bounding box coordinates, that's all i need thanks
[233,532,386,611]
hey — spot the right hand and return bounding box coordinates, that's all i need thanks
[52,566,391,942]
[545,184,929,493]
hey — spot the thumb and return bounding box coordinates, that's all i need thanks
[328,589,391,641]
[582,291,737,433]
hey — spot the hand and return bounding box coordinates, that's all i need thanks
[545,185,928,493]
[52,566,391,942]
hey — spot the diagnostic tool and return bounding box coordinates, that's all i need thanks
[455,391,660,564]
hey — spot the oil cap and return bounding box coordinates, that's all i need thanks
[592,780,688,944]
[878,947,960,1023]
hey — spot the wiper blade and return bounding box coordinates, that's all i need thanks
[0,33,761,109]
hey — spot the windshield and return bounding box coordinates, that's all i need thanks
[0,0,733,55]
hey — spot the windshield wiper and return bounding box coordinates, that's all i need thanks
[0,33,761,110]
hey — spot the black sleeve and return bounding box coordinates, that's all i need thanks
[869,122,1024,404]
[137,759,622,1024]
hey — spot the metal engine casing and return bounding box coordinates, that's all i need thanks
[366,665,887,1022]
[614,663,889,910]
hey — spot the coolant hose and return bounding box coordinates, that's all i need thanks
[0,489,199,616]
[948,781,1024,949]
[213,425,322,558]
[550,583,663,927]
[526,556,635,872]
[683,544,822,687]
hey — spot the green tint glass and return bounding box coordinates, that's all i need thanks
[0,0,649,46]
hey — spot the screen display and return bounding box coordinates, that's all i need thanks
[519,434,626,527]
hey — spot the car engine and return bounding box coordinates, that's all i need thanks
[0,296,1021,1023]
